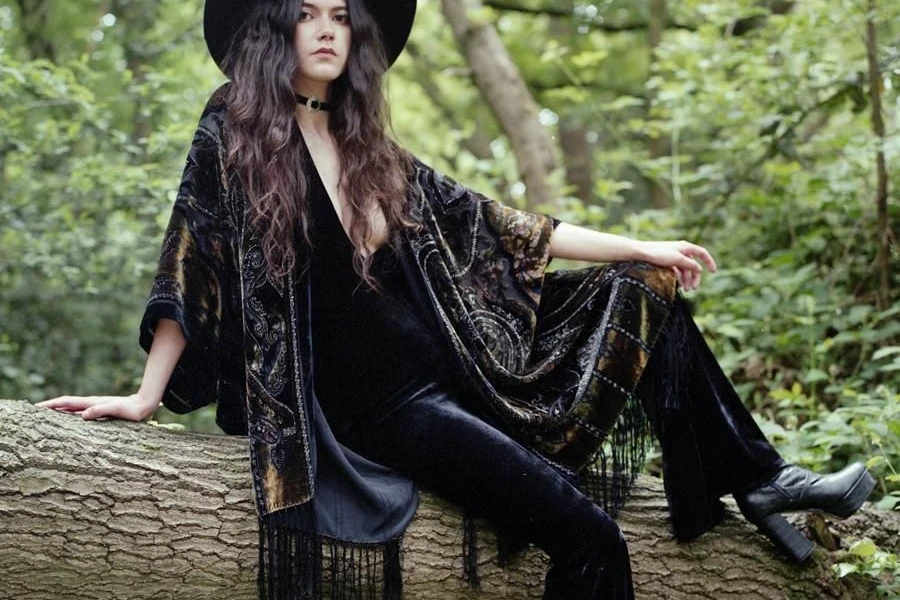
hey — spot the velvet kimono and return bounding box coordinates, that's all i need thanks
[140,86,679,598]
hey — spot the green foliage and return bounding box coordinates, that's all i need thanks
[834,538,900,599]
[1,0,897,510]
[572,0,900,496]
[0,1,221,403]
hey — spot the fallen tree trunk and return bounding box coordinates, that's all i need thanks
[0,399,887,599]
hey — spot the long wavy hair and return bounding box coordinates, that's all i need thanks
[222,0,415,288]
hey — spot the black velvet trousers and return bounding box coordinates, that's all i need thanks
[340,300,785,600]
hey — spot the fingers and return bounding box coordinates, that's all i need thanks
[682,242,717,273]
[35,396,98,411]
[35,396,148,422]
[84,395,154,422]
[81,403,111,421]
[670,241,715,291]
[673,264,702,291]
[82,404,132,421]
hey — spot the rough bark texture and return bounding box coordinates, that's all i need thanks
[439,0,559,212]
[0,399,888,599]
[646,0,671,209]
[547,6,595,205]
[403,40,505,187]
[864,0,894,310]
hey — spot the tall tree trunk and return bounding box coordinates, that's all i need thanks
[439,0,559,211]
[646,0,670,209]
[549,7,594,204]
[0,399,887,599]
[558,121,593,203]
[402,41,515,202]
[403,43,497,160]
[864,0,894,309]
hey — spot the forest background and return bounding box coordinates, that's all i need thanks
[1,0,898,592]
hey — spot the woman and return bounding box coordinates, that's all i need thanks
[37,0,876,598]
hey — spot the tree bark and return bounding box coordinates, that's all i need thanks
[645,0,670,209]
[0,399,886,599]
[864,0,894,310]
[403,42,498,163]
[548,5,594,205]
[439,0,559,211]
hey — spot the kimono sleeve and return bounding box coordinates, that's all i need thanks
[411,158,561,300]
[479,191,562,286]
[139,114,233,414]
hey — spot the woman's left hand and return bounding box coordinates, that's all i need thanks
[637,240,717,291]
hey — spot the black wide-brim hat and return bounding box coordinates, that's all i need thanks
[204,0,416,76]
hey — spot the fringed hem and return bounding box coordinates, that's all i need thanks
[578,295,692,518]
[462,509,481,588]
[258,505,403,600]
[577,391,653,519]
[466,392,652,584]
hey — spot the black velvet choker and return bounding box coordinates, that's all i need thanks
[295,93,331,112]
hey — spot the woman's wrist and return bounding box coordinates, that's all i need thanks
[620,239,644,263]
[631,240,653,263]
[133,390,162,411]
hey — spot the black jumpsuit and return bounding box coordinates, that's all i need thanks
[306,163,784,599]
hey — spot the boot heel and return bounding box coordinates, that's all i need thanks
[754,513,816,564]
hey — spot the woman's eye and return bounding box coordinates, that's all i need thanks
[334,13,349,24]
[299,10,312,21]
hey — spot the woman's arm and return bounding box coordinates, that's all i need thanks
[36,318,186,422]
[548,221,718,291]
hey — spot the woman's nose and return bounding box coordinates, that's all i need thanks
[317,18,334,39]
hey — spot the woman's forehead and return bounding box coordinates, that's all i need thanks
[300,0,348,10]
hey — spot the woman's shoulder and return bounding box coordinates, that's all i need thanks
[405,156,473,208]
[192,82,232,146]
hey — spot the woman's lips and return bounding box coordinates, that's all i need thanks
[313,49,336,56]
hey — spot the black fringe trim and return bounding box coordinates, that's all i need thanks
[496,525,531,567]
[257,503,403,600]
[577,391,653,519]
[578,296,692,516]
[639,295,693,414]
[462,509,481,588]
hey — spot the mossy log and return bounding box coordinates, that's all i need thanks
[0,399,891,599]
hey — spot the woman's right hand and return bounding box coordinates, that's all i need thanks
[35,318,185,423]
[35,393,160,422]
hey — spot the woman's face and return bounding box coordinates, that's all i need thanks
[293,0,352,95]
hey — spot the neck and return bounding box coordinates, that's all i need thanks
[293,82,332,137]
[294,105,330,138]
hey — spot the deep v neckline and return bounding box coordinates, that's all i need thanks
[298,127,388,259]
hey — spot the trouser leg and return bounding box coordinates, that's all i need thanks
[638,298,786,540]
[349,384,634,600]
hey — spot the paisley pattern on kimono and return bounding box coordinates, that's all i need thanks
[406,163,677,473]
[142,86,677,521]
[141,95,313,515]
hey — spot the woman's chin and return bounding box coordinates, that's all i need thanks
[296,67,345,86]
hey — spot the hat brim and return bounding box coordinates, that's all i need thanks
[204,0,416,76]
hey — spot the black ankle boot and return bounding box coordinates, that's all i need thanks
[734,462,876,563]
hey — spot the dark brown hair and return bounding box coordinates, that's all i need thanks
[223,0,415,287]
